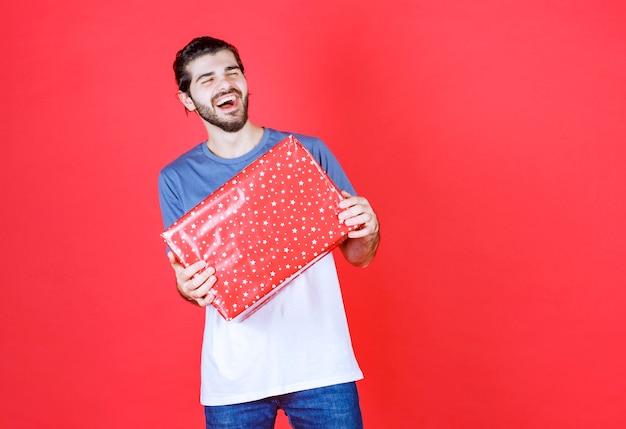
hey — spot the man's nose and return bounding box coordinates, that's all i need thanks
[214,74,233,92]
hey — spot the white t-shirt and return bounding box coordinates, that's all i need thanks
[200,253,362,405]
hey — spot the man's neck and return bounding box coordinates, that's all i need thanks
[205,122,265,159]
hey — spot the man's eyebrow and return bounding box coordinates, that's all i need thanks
[195,71,215,83]
[195,66,241,83]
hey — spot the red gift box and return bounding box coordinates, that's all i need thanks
[161,135,353,321]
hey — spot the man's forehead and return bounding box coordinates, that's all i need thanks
[188,50,239,75]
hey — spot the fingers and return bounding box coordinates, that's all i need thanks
[181,263,217,306]
[338,191,379,238]
[184,267,218,307]
[196,289,218,307]
[167,251,182,269]
[168,252,218,307]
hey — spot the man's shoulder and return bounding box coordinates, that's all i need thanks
[160,142,205,176]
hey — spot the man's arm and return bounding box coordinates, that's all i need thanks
[337,191,380,268]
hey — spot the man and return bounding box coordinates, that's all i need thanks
[158,36,380,429]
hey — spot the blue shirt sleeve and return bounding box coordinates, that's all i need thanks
[292,133,356,196]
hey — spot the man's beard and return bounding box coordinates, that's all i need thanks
[194,91,249,133]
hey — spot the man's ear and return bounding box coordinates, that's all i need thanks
[177,91,197,112]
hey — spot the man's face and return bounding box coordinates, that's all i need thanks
[183,50,249,132]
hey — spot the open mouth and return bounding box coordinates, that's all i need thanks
[215,94,238,110]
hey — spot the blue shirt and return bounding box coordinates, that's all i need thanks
[159,128,355,229]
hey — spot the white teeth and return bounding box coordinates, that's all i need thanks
[217,95,236,106]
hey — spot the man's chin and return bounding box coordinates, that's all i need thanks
[217,120,247,133]
[200,113,247,132]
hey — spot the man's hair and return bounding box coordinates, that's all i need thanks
[173,36,245,94]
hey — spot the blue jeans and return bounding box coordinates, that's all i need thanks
[204,382,364,429]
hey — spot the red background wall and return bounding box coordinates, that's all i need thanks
[2,1,625,428]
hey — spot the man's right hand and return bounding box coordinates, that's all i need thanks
[168,252,218,307]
